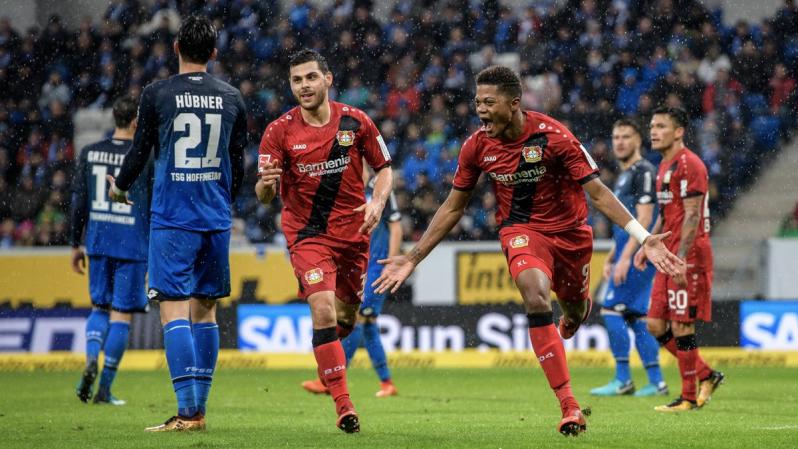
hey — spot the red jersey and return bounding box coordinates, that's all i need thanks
[452,111,599,233]
[655,147,713,270]
[259,101,391,248]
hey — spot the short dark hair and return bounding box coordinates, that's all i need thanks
[613,118,642,137]
[289,49,330,73]
[112,95,138,128]
[176,15,216,64]
[475,65,522,99]
[652,106,689,129]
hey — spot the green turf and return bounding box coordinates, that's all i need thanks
[2,366,796,449]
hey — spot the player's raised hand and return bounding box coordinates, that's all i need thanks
[257,159,282,187]
[71,247,86,275]
[641,231,685,277]
[613,256,630,285]
[106,175,133,205]
[354,200,384,234]
[373,255,416,294]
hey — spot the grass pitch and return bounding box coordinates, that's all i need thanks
[2,366,796,449]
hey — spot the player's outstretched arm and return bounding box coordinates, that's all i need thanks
[582,178,684,277]
[373,188,474,294]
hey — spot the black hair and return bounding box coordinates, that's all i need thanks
[112,95,138,128]
[176,15,217,64]
[652,106,689,130]
[289,48,330,74]
[613,118,642,137]
[475,65,522,99]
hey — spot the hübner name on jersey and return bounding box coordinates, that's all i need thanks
[489,166,547,185]
[175,94,224,110]
[87,151,125,166]
[170,171,223,182]
[298,155,351,177]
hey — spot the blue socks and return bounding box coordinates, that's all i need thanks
[341,323,364,365]
[163,319,198,418]
[603,313,631,383]
[85,309,110,363]
[631,319,664,386]
[363,322,390,382]
[341,322,391,382]
[192,322,219,416]
[97,321,129,394]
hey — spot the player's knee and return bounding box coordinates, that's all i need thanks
[646,320,665,337]
[521,289,549,313]
[109,310,132,323]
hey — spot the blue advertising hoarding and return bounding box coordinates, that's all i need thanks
[740,301,798,349]
[0,308,91,352]
[237,304,313,352]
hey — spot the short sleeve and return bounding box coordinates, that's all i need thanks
[359,114,391,171]
[678,155,708,198]
[633,165,655,205]
[258,120,286,167]
[558,136,599,184]
[452,134,481,191]
[382,191,401,222]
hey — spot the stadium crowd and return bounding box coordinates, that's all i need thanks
[0,0,796,247]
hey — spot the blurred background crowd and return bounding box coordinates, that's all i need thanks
[0,0,796,248]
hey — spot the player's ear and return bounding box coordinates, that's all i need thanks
[208,48,218,62]
[130,117,138,131]
[325,71,333,87]
[173,41,180,58]
[510,96,521,111]
[674,126,685,140]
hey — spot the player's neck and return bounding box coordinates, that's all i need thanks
[500,110,526,141]
[660,142,684,161]
[300,100,332,127]
[112,128,134,141]
[179,61,208,75]
[620,152,641,170]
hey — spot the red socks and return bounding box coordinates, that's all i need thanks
[528,314,578,412]
[674,335,699,401]
[660,331,713,380]
[313,340,353,414]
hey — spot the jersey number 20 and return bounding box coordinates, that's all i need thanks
[174,112,222,168]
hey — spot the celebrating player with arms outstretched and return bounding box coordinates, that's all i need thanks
[374,66,683,436]
[634,107,725,412]
[256,49,393,433]
[591,119,667,397]
[72,95,151,406]
[108,16,248,431]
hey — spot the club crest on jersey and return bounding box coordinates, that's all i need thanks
[522,145,542,163]
[336,130,355,146]
[305,268,324,285]
[510,235,529,248]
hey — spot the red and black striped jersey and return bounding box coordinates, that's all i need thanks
[259,101,391,248]
[453,111,599,233]
[655,147,713,270]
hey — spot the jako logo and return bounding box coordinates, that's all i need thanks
[322,365,345,375]
[292,144,307,150]
[484,155,497,162]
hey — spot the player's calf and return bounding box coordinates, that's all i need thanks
[559,298,592,340]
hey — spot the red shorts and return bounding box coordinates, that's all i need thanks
[289,237,368,304]
[499,224,593,303]
[648,269,713,322]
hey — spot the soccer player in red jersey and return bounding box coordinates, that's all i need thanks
[634,107,725,412]
[374,66,683,436]
[255,49,393,433]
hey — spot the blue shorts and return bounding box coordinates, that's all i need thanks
[88,255,148,313]
[603,263,656,317]
[359,261,386,317]
[148,227,231,300]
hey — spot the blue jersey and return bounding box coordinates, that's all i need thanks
[367,188,401,264]
[70,138,151,261]
[115,72,247,231]
[611,158,657,263]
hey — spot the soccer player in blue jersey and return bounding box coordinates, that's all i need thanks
[107,15,247,432]
[591,119,668,397]
[302,174,402,398]
[72,95,150,406]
